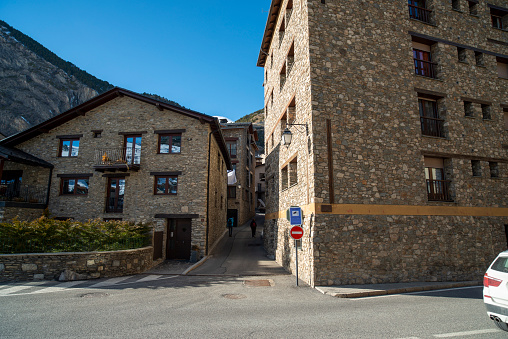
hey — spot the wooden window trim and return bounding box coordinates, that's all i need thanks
[154,175,178,195]
[154,129,186,134]
[157,133,182,154]
[60,176,90,196]
[118,131,148,135]
[58,138,80,157]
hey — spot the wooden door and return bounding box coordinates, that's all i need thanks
[166,219,192,259]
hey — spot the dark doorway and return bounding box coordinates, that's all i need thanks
[227,209,238,227]
[166,219,192,259]
[153,231,163,260]
[106,177,125,213]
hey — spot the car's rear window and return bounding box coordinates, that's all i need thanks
[492,256,508,273]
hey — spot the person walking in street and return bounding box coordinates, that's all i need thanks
[228,217,234,237]
[250,218,257,238]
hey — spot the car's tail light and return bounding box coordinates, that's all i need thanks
[484,274,502,287]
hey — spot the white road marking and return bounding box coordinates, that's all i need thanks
[30,280,83,294]
[88,276,134,288]
[434,328,499,337]
[0,283,45,296]
[136,275,162,283]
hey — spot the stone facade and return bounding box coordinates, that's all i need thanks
[0,88,231,261]
[0,246,153,282]
[259,0,508,286]
[221,123,258,226]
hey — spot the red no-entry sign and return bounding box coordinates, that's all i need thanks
[290,226,304,240]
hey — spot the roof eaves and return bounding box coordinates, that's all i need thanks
[257,0,283,67]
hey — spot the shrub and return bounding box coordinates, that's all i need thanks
[0,217,151,254]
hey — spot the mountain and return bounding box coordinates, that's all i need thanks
[0,20,113,137]
[236,108,264,123]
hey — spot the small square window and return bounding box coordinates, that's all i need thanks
[92,130,102,138]
[482,104,492,120]
[471,160,481,177]
[490,162,499,178]
[469,1,478,16]
[475,51,484,66]
[158,134,181,154]
[61,177,89,195]
[59,139,80,157]
[491,7,508,30]
[464,101,474,117]
[457,47,467,62]
[154,176,178,195]
[452,0,460,11]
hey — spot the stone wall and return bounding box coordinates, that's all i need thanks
[0,246,153,282]
[0,203,45,222]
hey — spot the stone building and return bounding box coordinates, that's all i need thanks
[0,87,231,262]
[220,122,258,226]
[255,154,266,212]
[258,0,508,286]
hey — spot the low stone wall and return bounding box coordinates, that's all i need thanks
[0,246,154,282]
[0,202,46,222]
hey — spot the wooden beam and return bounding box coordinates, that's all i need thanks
[156,103,164,111]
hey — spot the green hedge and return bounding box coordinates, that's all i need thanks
[0,217,151,254]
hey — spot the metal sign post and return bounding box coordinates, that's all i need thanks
[290,225,304,286]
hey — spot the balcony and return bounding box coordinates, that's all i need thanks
[94,148,141,172]
[426,179,453,202]
[0,184,48,205]
[414,58,437,79]
[408,4,432,24]
[420,116,445,138]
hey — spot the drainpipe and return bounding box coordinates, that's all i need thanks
[45,167,53,208]
[205,130,213,255]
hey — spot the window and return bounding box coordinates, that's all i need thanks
[457,47,467,63]
[471,160,481,177]
[107,177,125,213]
[227,141,237,158]
[158,134,181,154]
[482,104,492,120]
[464,101,474,117]
[59,139,80,157]
[279,16,285,47]
[490,162,499,178]
[280,63,287,90]
[155,175,178,195]
[285,0,293,25]
[281,165,288,190]
[468,1,478,15]
[289,157,298,187]
[60,177,89,195]
[227,186,236,198]
[124,135,141,165]
[413,41,436,78]
[260,173,266,181]
[475,51,484,66]
[287,42,295,76]
[491,7,508,30]
[452,0,460,11]
[287,97,296,124]
[419,97,444,137]
[497,57,508,79]
[92,130,102,138]
[408,0,432,23]
[424,157,452,201]
[504,108,508,130]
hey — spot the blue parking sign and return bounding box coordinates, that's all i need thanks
[287,206,302,226]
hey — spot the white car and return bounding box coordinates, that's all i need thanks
[484,250,508,332]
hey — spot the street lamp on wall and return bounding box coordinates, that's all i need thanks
[281,123,308,146]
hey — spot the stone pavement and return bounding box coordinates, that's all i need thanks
[315,280,482,298]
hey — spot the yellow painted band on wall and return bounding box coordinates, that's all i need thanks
[265,203,508,220]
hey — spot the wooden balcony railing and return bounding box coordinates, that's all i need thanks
[94,148,141,172]
[408,4,432,23]
[414,58,437,78]
[427,179,452,202]
[420,116,445,138]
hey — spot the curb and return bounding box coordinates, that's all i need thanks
[315,281,482,298]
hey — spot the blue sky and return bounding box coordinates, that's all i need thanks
[0,1,271,121]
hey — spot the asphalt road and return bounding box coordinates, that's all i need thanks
[0,215,504,338]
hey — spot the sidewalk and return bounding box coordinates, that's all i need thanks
[315,280,481,298]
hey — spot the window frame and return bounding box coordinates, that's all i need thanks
[60,176,90,196]
[157,133,182,154]
[227,186,237,199]
[154,175,178,195]
[59,138,80,157]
